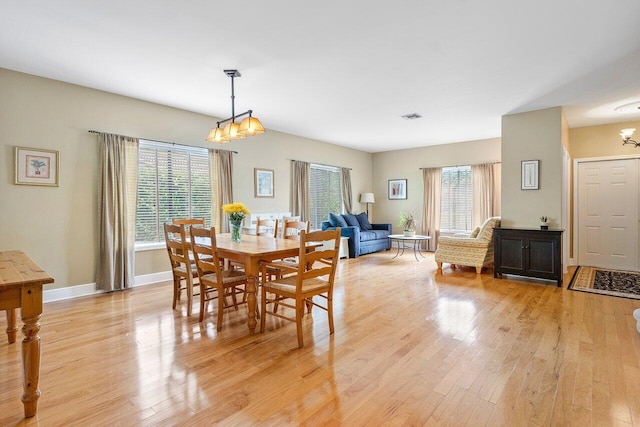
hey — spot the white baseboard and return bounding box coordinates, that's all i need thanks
[43,270,173,304]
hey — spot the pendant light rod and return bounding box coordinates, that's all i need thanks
[206,69,265,143]
[215,70,253,126]
[216,109,253,128]
[228,69,236,120]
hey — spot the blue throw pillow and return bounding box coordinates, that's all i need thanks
[356,212,373,231]
[329,212,348,228]
[342,214,360,228]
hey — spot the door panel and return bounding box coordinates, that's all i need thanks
[577,159,638,270]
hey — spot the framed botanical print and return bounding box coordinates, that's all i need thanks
[15,146,59,186]
[521,160,539,190]
[254,168,274,197]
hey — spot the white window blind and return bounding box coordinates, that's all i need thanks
[440,165,472,231]
[309,164,342,230]
[135,141,212,243]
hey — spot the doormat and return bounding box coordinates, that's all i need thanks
[568,266,640,300]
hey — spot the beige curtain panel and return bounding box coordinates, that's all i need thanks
[96,133,139,292]
[218,150,234,233]
[341,167,353,214]
[471,163,501,229]
[291,160,309,222]
[208,149,221,230]
[422,167,441,252]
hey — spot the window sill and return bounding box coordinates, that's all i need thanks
[135,242,165,252]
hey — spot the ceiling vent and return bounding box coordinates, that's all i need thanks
[401,113,422,120]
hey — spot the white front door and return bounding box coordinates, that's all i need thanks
[577,159,638,270]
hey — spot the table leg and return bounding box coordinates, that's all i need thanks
[6,308,18,344]
[20,284,42,418]
[246,274,258,334]
[391,239,401,259]
[414,240,426,260]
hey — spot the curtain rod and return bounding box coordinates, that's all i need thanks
[88,130,238,154]
[289,159,352,170]
[419,161,501,169]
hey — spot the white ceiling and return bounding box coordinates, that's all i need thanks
[3,1,640,153]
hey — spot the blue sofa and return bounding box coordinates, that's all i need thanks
[321,213,391,258]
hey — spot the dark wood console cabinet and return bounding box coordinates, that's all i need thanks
[493,227,563,287]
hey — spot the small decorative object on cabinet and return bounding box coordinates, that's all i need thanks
[539,216,549,230]
[493,227,563,287]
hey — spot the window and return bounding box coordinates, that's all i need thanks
[135,141,211,244]
[308,164,342,230]
[440,165,472,231]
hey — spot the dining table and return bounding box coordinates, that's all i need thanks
[211,233,314,334]
[0,250,54,418]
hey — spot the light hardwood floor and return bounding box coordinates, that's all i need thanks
[2,252,640,426]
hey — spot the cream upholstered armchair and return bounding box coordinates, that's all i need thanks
[435,217,501,274]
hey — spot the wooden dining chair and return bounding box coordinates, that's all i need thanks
[260,228,341,348]
[163,223,199,316]
[172,218,206,229]
[190,226,250,327]
[256,217,278,237]
[282,219,310,239]
[264,219,311,281]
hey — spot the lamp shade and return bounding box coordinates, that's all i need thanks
[222,122,242,140]
[238,116,266,136]
[621,128,636,139]
[206,127,228,143]
[360,193,375,204]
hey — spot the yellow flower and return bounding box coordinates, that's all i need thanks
[223,202,250,224]
[222,202,250,215]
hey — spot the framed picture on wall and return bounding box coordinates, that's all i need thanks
[15,146,59,186]
[521,160,539,190]
[388,179,407,199]
[254,168,274,197]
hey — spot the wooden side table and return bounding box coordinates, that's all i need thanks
[0,250,54,418]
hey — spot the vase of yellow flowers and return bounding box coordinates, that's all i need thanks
[223,202,250,242]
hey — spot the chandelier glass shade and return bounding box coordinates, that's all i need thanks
[206,69,265,144]
[620,128,639,147]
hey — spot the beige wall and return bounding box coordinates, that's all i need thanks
[501,107,564,228]
[569,120,640,159]
[0,68,372,290]
[371,138,501,233]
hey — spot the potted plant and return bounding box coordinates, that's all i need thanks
[539,215,550,230]
[399,212,416,237]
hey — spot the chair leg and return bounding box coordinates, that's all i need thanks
[260,286,267,333]
[199,282,206,322]
[172,276,179,309]
[327,294,334,335]
[217,287,224,331]
[186,275,193,316]
[296,298,304,348]
[476,266,482,274]
[436,262,443,271]
[231,287,239,310]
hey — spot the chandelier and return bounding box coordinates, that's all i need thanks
[206,69,265,143]
[620,128,639,147]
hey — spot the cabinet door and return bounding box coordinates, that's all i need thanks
[528,238,557,275]
[498,236,524,271]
